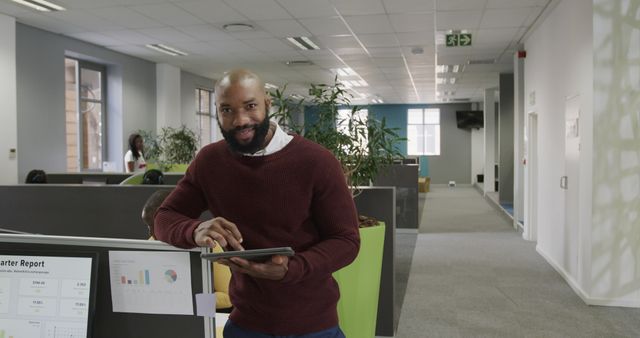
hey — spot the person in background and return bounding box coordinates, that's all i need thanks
[125,133,146,173]
[25,169,47,184]
[141,189,232,311]
[154,69,359,337]
[142,169,164,185]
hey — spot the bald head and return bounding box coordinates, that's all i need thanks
[215,69,265,96]
[214,69,273,154]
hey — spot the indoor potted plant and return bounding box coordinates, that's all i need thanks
[139,125,198,173]
[271,80,404,338]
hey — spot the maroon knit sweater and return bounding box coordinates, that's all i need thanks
[154,135,360,335]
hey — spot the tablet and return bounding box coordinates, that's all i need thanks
[200,247,294,263]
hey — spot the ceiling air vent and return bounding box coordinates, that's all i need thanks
[467,59,495,65]
[285,60,314,66]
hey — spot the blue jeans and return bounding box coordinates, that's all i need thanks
[223,320,346,338]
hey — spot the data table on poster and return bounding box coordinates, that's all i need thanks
[108,251,193,315]
[0,254,93,338]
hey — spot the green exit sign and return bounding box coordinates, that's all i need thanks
[445,33,472,47]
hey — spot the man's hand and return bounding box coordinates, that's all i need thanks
[220,255,289,281]
[193,217,244,251]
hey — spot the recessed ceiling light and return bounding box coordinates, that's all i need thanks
[12,0,65,11]
[286,37,320,50]
[145,44,188,56]
[222,23,254,32]
[264,83,278,90]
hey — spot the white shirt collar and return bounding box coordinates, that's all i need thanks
[243,122,293,156]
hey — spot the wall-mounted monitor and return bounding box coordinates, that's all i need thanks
[456,110,484,129]
[0,250,98,338]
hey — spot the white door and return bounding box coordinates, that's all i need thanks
[524,112,538,241]
[564,95,581,276]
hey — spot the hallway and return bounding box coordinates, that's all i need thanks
[396,186,640,337]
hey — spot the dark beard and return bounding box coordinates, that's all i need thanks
[219,114,271,154]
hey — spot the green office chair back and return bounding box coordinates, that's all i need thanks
[119,173,144,185]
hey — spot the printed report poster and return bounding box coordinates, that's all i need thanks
[0,255,93,338]
[108,251,193,315]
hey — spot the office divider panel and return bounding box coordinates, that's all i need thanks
[0,185,209,239]
[0,234,214,338]
[374,164,419,229]
[46,173,184,185]
[354,187,396,337]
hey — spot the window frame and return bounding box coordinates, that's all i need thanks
[195,88,215,148]
[407,107,441,156]
[66,57,107,172]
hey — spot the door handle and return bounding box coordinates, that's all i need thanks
[560,176,568,190]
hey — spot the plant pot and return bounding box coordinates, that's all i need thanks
[333,222,385,338]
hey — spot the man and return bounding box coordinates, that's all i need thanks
[154,69,360,337]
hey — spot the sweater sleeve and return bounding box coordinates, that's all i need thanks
[154,158,208,249]
[281,152,360,285]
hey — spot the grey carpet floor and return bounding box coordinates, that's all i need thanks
[395,186,640,338]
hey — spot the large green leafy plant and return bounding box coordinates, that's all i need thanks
[137,125,198,172]
[270,79,405,194]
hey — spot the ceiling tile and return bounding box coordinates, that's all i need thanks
[480,8,533,28]
[87,7,163,29]
[486,0,548,8]
[243,38,295,52]
[68,32,124,46]
[130,3,205,26]
[436,10,482,30]
[396,32,435,46]
[299,17,349,36]
[226,30,274,40]
[16,12,86,34]
[225,0,292,20]
[101,30,161,44]
[474,27,519,45]
[358,34,398,47]
[316,35,360,49]
[256,19,312,37]
[175,1,247,24]
[174,25,235,41]
[382,0,435,14]
[331,0,385,16]
[367,47,403,57]
[436,0,487,11]
[136,27,199,43]
[389,13,435,33]
[45,10,119,31]
[344,15,394,34]
[276,0,336,18]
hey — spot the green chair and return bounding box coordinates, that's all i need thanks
[119,172,144,185]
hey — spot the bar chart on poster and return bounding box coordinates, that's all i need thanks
[0,254,95,338]
[108,251,193,315]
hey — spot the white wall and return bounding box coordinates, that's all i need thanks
[156,63,181,132]
[483,88,496,193]
[591,0,640,306]
[524,0,593,299]
[471,128,484,184]
[0,14,17,184]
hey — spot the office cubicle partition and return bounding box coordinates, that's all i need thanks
[45,173,185,185]
[374,164,419,229]
[0,234,214,338]
[0,185,211,239]
[354,187,396,337]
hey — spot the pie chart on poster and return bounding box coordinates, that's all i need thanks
[164,269,178,283]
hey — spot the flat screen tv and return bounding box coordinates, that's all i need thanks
[456,110,484,129]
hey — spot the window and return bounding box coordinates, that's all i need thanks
[65,58,106,171]
[407,108,440,155]
[196,88,214,148]
[337,108,368,152]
